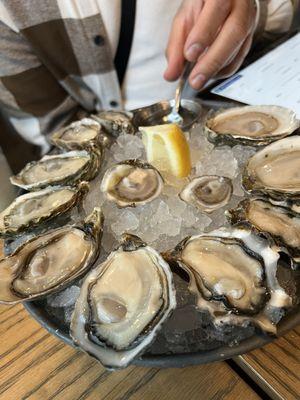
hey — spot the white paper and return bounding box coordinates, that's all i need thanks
[211,33,300,117]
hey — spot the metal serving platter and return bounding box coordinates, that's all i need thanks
[24,288,300,368]
[17,97,300,367]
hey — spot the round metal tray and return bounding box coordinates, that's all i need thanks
[24,301,300,368]
[18,98,300,367]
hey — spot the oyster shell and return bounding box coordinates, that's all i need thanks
[227,198,300,269]
[100,160,164,207]
[206,105,299,146]
[91,110,135,136]
[179,175,233,213]
[51,118,101,150]
[243,136,300,200]
[0,208,103,304]
[70,234,176,369]
[0,183,88,237]
[10,150,101,191]
[165,228,292,333]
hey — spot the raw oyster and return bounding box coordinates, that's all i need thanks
[0,183,88,236]
[100,160,164,207]
[179,175,233,213]
[164,228,292,333]
[227,198,300,268]
[206,105,299,146]
[243,136,300,200]
[10,150,101,191]
[92,110,135,136]
[70,234,176,369]
[0,208,103,304]
[51,118,101,150]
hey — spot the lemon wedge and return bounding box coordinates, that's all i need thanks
[139,124,191,178]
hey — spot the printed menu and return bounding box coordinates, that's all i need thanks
[211,33,300,117]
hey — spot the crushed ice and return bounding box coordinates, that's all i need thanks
[48,121,257,308]
[87,122,256,254]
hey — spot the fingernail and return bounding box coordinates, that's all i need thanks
[185,43,203,61]
[190,74,206,89]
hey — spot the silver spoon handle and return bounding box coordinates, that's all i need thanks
[173,61,194,113]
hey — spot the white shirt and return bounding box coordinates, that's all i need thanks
[99,0,295,110]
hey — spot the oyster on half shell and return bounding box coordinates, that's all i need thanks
[165,228,292,333]
[206,105,299,146]
[0,183,88,237]
[10,150,101,191]
[0,208,103,304]
[243,136,300,200]
[70,234,176,369]
[179,175,233,213]
[51,118,101,150]
[100,160,164,207]
[92,110,135,137]
[227,198,300,269]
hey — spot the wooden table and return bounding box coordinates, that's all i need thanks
[0,304,299,400]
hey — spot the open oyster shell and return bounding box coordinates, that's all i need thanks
[91,110,135,137]
[70,234,176,369]
[100,159,164,207]
[51,118,101,150]
[164,228,292,333]
[0,183,88,237]
[206,105,299,146]
[179,175,233,213]
[243,136,300,200]
[227,198,300,269]
[10,150,101,191]
[0,208,103,304]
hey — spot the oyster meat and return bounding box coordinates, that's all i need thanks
[243,136,300,200]
[206,105,299,146]
[0,208,103,304]
[100,160,164,207]
[92,110,135,136]
[10,150,100,191]
[228,198,300,268]
[179,175,233,213]
[70,234,176,369]
[0,183,88,236]
[165,228,292,333]
[51,118,101,150]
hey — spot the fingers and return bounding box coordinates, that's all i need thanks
[184,0,232,62]
[164,13,188,82]
[164,0,204,81]
[215,34,253,79]
[189,0,256,89]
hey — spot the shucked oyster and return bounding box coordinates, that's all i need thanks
[51,118,101,150]
[228,198,300,269]
[165,228,292,333]
[10,150,101,191]
[92,110,134,137]
[0,183,88,236]
[243,136,300,200]
[179,175,233,213]
[100,160,164,207]
[70,234,176,369]
[206,105,299,146]
[0,208,103,304]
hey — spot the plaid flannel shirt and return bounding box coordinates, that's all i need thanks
[0,0,297,151]
[0,0,122,151]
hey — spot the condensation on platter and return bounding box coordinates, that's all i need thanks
[84,123,257,254]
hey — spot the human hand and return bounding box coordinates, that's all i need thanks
[164,0,257,89]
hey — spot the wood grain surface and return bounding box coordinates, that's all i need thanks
[0,304,261,400]
[0,239,4,260]
[235,326,300,400]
